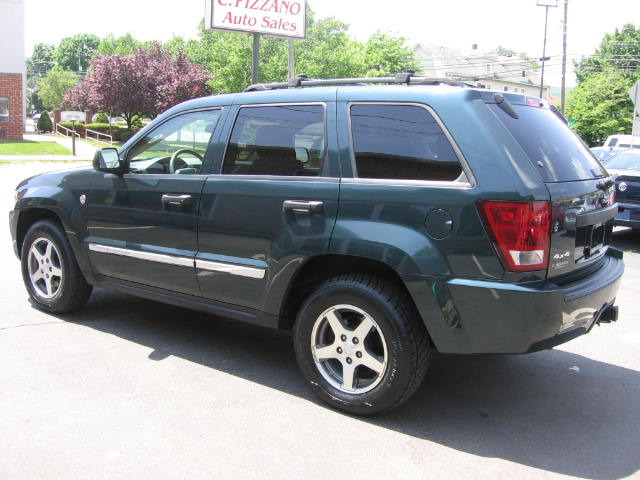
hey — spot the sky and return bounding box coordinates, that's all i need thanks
[24,0,640,87]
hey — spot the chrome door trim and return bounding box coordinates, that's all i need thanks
[89,243,266,279]
[195,259,266,279]
[88,243,194,268]
[340,177,474,189]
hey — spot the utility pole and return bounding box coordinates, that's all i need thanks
[252,33,260,85]
[537,0,558,99]
[560,0,568,114]
[288,39,295,80]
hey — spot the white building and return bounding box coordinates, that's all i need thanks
[415,43,550,99]
[0,0,25,140]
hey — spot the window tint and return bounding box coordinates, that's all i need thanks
[223,105,325,176]
[489,104,606,182]
[349,104,462,181]
[128,110,220,175]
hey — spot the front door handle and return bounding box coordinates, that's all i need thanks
[283,200,324,213]
[162,194,192,206]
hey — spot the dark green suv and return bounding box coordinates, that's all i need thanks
[9,75,624,415]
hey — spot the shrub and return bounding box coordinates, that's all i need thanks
[130,115,144,130]
[37,112,53,133]
[94,112,109,123]
[120,129,141,143]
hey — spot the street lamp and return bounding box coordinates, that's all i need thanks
[537,0,557,98]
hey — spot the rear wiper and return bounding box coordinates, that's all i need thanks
[550,104,568,124]
[494,94,519,119]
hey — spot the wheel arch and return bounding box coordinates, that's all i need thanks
[15,205,96,285]
[276,254,436,338]
[15,208,60,259]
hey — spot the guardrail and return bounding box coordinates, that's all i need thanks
[55,123,81,138]
[85,128,113,145]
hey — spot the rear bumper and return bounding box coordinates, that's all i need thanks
[412,249,624,354]
[614,202,640,228]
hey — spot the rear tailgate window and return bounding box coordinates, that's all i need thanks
[487,100,606,182]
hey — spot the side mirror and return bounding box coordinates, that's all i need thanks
[93,148,126,174]
[295,147,310,163]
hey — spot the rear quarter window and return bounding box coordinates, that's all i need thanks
[349,103,463,181]
[489,104,606,182]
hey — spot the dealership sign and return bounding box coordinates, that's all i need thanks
[206,0,307,39]
[60,111,85,122]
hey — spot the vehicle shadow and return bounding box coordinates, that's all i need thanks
[611,227,640,253]
[53,288,640,480]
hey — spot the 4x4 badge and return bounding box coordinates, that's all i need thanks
[553,251,570,260]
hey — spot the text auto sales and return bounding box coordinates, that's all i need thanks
[216,0,303,33]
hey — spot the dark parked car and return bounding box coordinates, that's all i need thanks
[9,75,624,415]
[606,150,640,229]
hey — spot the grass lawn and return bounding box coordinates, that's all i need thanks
[0,140,71,155]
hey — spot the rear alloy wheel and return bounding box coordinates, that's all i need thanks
[21,220,92,313]
[294,274,431,415]
[311,304,388,394]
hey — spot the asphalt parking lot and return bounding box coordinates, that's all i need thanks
[1,162,639,480]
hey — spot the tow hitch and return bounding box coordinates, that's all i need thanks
[596,304,618,325]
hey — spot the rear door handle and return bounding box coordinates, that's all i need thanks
[283,200,324,213]
[162,194,192,206]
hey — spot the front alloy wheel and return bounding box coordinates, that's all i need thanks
[21,219,92,313]
[27,237,63,299]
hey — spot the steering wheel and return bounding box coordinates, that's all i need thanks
[169,149,203,173]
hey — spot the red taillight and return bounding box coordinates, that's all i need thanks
[526,97,544,108]
[477,200,551,271]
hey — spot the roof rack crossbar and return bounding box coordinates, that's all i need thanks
[244,74,474,92]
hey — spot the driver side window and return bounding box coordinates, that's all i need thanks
[127,109,221,174]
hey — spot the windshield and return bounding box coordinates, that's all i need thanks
[489,104,606,182]
[606,152,640,170]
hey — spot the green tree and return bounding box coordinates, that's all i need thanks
[95,33,143,56]
[39,67,80,110]
[363,33,420,76]
[26,43,57,114]
[26,43,56,79]
[565,74,634,146]
[575,24,640,83]
[184,11,420,94]
[294,16,366,79]
[53,34,100,72]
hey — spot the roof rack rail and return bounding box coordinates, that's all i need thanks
[244,72,474,92]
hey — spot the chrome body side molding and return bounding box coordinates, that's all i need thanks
[88,243,266,279]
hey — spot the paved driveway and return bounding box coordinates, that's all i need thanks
[1,163,639,480]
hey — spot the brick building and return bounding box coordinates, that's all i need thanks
[0,0,25,141]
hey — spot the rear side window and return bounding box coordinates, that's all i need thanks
[349,104,462,181]
[223,104,325,177]
[489,104,606,182]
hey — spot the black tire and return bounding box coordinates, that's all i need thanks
[21,219,92,313]
[293,273,431,415]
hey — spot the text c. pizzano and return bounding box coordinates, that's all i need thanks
[217,0,303,16]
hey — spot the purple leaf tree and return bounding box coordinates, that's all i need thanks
[63,44,211,130]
